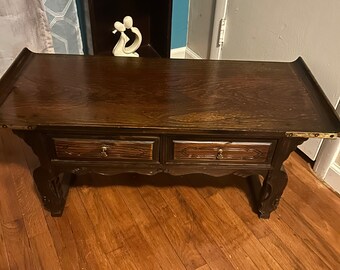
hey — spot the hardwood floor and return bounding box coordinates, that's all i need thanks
[0,129,339,269]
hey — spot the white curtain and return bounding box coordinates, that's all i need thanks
[0,0,54,77]
[43,0,83,54]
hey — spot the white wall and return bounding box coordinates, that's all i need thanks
[221,0,340,160]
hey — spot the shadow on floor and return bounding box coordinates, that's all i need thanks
[72,172,263,215]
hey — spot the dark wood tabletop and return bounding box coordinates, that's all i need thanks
[0,48,339,135]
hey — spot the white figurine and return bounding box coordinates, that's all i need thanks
[112,16,142,57]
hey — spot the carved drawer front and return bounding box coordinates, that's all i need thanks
[172,140,274,163]
[54,137,159,161]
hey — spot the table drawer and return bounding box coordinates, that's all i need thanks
[53,137,159,161]
[171,140,275,163]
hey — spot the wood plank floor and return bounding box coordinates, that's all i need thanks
[0,129,339,269]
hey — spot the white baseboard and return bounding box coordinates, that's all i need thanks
[324,163,340,194]
[185,47,202,59]
[170,47,202,59]
[170,47,186,59]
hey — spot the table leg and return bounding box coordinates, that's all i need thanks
[257,137,306,218]
[13,130,73,216]
[33,167,72,216]
[258,166,287,218]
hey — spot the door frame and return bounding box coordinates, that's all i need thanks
[313,101,340,193]
[209,0,228,59]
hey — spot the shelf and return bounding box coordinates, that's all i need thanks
[82,0,172,58]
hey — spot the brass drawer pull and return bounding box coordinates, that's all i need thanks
[101,146,109,158]
[216,149,223,160]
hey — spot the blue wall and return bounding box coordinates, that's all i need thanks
[171,0,189,49]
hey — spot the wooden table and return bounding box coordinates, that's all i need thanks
[0,48,339,218]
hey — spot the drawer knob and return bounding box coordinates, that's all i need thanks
[216,149,223,160]
[101,146,109,158]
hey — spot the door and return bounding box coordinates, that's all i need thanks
[186,0,228,59]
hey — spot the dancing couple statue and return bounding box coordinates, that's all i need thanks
[112,16,142,57]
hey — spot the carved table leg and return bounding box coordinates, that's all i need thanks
[13,131,73,216]
[257,137,307,218]
[33,167,72,216]
[258,166,287,218]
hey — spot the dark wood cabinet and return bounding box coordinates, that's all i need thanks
[0,48,339,218]
[82,0,172,57]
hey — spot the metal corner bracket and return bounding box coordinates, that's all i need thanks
[285,131,338,139]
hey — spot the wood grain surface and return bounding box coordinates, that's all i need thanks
[0,49,339,134]
[54,137,157,161]
[1,129,340,269]
[173,140,272,163]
